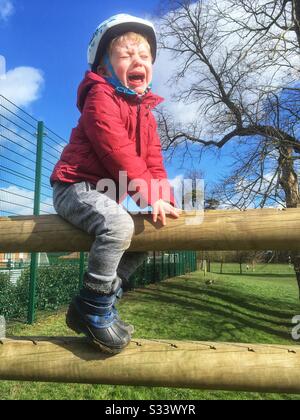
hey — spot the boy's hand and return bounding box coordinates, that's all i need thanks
[152,199,182,226]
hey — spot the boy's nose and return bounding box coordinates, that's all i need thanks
[132,55,143,66]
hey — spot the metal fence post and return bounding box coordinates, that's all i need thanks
[153,251,156,282]
[179,252,182,275]
[28,121,44,324]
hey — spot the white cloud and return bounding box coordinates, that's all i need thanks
[0,66,44,107]
[0,186,54,216]
[153,41,200,125]
[0,0,14,21]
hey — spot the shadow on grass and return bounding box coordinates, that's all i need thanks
[159,287,292,328]
[163,281,299,319]
[133,282,296,342]
[213,272,296,279]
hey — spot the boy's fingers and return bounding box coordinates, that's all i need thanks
[153,203,180,225]
[169,208,181,218]
[152,206,158,223]
[160,208,167,226]
[171,207,182,214]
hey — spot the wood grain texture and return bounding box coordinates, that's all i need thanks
[1,208,300,252]
[0,337,299,392]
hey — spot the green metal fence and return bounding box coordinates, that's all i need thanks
[0,94,197,325]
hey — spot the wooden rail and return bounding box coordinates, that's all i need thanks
[1,208,300,252]
[0,337,299,393]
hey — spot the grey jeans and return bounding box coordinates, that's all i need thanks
[52,181,147,293]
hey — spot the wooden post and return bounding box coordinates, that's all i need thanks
[203,260,207,277]
[0,337,299,393]
[1,208,300,253]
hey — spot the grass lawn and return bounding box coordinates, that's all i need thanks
[1,264,300,400]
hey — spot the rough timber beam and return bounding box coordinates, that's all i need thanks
[0,337,299,393]
[1,208,300,253]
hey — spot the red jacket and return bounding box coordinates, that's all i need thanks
[50,71,175,207]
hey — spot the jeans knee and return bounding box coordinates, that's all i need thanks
[120,213,135,240]
[109,212,135,246]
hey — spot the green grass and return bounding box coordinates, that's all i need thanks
[1,264,300,400]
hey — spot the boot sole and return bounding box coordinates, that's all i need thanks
[66,306,129,355]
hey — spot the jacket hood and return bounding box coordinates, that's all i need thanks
[77,71,164,112]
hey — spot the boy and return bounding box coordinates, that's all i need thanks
[51,14,181,354]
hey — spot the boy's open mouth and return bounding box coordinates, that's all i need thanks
[127,73,146,87]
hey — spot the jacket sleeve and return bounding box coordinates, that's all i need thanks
[146,113,175,206]
[82,86,158,208]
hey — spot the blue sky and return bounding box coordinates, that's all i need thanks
[1,0,163,133]
[0,0,234,216]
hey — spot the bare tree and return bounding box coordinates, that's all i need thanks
[215,0,300,55]
[157,0,300,296]
[213,88,300,209]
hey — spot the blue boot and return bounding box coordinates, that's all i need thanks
[66,277,132,354]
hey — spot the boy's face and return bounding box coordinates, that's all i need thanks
[109,38,153,94]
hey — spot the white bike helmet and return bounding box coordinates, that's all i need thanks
[88,14,157,71]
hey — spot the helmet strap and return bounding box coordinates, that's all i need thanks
[102,54,152,97]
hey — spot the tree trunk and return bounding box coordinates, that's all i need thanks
[293,0,300,50]
[278,145,300,298]
[278,147,300,208]
[293,256,300,300]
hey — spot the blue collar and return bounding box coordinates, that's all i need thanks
[103,54,152,97]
